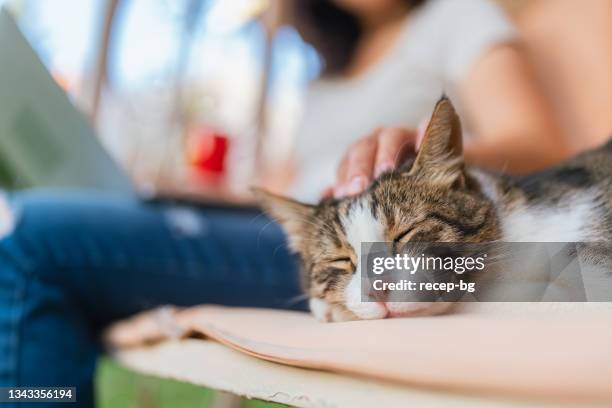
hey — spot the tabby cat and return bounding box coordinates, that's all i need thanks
[255,97,612,322]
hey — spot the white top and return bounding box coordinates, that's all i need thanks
[290,0,517,202]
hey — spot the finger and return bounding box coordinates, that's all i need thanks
[332,155,350,198]
[337,127,379,185]
[374,128,416,177]
[333,185,346,199]
[336,154,349,185]
[320,186,334,199]
[334,128,380,198]
[344,137,377,196]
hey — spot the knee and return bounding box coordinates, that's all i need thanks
[0,192,36,279]
[0,192,37,285]
[0,191,69,281]
[0,192,16,240]
[0,189,138,282]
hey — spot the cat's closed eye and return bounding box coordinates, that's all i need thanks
[327,257,354,271]
[393,224,446,254]
[393,227,416,243]
[392,217,435,244]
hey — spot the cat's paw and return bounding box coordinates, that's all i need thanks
[329,305,360,322]
[309,298,331,321]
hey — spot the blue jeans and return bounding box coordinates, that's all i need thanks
[0,189,305,408]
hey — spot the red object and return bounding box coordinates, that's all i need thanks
[187,126,229,176]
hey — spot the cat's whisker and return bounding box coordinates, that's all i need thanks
[283,294,310,307]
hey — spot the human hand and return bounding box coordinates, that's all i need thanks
[326,124,427,199]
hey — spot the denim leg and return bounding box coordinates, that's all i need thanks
[0,189,305,408]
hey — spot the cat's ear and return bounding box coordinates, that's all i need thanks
[252,188,315,252]
[409,96,465,187]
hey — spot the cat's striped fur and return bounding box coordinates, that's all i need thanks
[256,97,612,321]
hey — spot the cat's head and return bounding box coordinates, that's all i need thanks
[255,98,500,321]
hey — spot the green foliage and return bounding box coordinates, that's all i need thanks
[95,357,289,408]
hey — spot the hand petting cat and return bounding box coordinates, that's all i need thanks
[328,120,428,199]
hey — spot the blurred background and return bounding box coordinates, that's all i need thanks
[0,0,610,199]
[0,0,322,201]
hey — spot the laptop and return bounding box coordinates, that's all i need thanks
[0,8,257,210]
[0,7,134,193]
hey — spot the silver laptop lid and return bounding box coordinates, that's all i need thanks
[0,8,133,193]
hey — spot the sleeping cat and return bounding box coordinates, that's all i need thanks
[255,97,612,322]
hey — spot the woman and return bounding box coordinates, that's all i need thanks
[289,0,568,201]
[0,0,567,406]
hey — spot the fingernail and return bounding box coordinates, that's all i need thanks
[374,162,394,178]
[346,176,367,196]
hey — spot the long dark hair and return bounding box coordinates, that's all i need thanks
[291,0,428,76]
